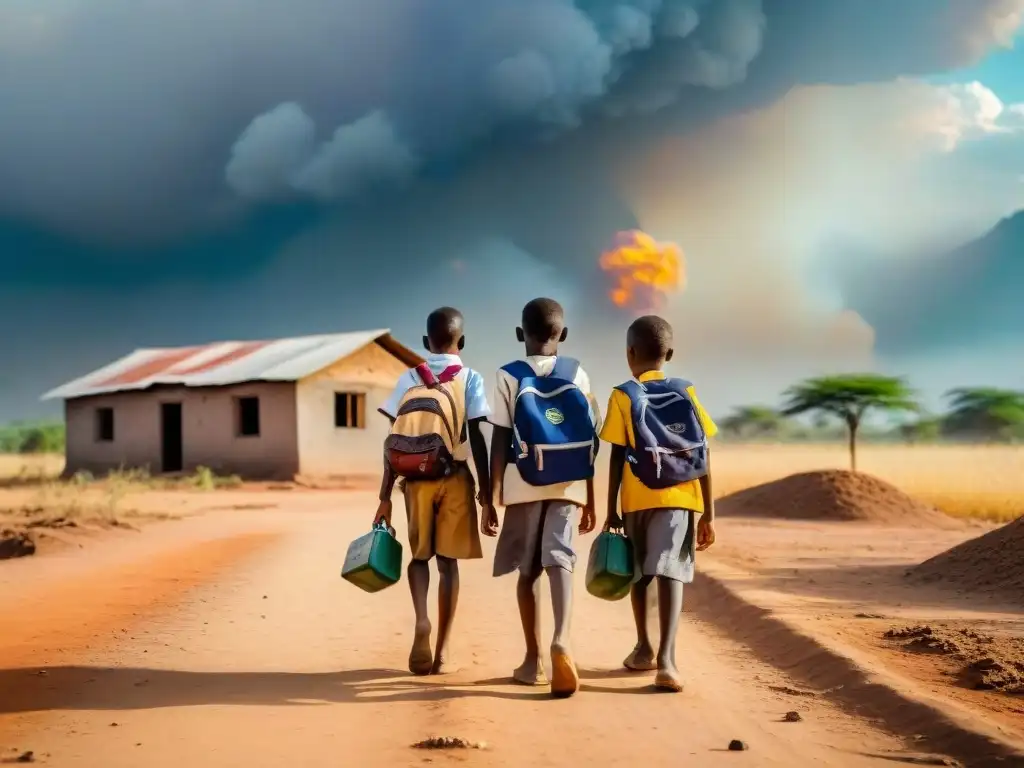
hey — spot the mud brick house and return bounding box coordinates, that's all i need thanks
[42,330,422,480]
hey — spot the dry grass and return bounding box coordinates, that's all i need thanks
[0,463,243,544]
[0,454,241,492]
[0,453,64,485]
[713,444,1024,523]
[3,445,1022,524]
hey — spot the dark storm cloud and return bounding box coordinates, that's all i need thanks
[0,0,766,242]
[1,0,1020,253]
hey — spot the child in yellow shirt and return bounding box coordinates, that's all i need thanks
[599,315,717,692]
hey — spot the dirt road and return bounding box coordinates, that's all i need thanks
[0,493,971,766]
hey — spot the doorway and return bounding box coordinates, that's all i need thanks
[161,402,183,473]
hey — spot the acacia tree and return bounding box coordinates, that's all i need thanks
[781,374,918,471]
[943,388,1024,442]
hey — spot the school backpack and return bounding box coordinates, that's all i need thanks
[615,378,708,489]
[385,363,467,480]
[501,357,598,486]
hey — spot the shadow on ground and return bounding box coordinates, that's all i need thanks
[0,665,657,714]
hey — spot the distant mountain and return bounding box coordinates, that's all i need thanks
[842,210,1024,355]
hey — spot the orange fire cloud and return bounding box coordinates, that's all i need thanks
[599,230,684,314]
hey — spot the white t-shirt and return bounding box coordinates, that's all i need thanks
[489,355,602,507]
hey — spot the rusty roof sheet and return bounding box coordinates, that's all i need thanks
[41,329,421,401]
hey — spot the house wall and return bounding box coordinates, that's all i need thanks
[64,382,299,479]
[295,341,408,477]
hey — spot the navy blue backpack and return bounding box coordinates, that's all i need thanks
[501,357,598,486]
[616,378,708,489]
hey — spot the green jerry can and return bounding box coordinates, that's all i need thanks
[585,530,634,601]
[341,522,403,593]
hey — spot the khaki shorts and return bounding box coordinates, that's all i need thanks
[401,465,482,562]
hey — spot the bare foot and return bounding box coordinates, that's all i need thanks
[430,653,460,675]
[623,643,657,672]
[512,655,548,686]
[408,620,433,676]
[550,644,580,698]
[653,665,683,692]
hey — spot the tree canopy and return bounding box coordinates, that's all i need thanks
[781,374,918,470]
[942,388,1024,442]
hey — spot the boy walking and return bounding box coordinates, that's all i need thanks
[486,297,601,698]
[374,307,493,676]
[600,315,717,692]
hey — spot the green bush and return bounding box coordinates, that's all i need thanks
[0,421,65,454]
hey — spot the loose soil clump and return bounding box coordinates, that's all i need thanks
[883,624,1024,694]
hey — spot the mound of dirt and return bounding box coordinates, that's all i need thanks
[717,470,950,525]
[909,517,1024,600]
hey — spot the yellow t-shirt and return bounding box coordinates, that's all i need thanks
[599,370,718,514]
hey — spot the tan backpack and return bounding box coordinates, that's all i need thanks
[385,363,467,479]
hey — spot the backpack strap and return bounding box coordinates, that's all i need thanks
[550,356,579,382]
[615,379,643,399]
[501,360,535,383]
[415,363,437,387]
[618,376,692,396]
[436,365,463,384]
[414,363,463,387]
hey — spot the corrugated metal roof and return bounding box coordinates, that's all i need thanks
[41,329,422,401]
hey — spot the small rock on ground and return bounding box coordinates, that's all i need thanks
[728,740,748,752]
[412,737,487,750]
[0,530,35,560]
[783,711,802,722]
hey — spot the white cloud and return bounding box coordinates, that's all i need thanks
[916,80,1024,150]
[225,106,419,202]
[290,111,419,201]
[224,103,316,201]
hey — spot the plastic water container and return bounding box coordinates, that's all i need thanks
[341,522,403,593]
[585,530,634,601]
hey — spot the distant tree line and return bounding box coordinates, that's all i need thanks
[719,376,1024,470]
[0,421,66,454]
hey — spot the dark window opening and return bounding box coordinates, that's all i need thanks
[334,392,366,429]
[95,408,115,442]
[237,396,260,437]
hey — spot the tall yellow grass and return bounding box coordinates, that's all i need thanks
[3,445,1022,522]
[712,444,1024,522]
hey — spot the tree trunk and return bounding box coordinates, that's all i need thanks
[846,414,859,472]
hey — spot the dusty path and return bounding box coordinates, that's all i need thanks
[0,493,963,767]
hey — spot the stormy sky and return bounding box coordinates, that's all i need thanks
[2,0,1023,421]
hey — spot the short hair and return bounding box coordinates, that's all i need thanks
[521,298,564,341]
[426,306,464,348]
[628,315,673,361]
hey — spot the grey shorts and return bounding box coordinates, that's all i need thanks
[493,500,579,577]
[624,508,696,583]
